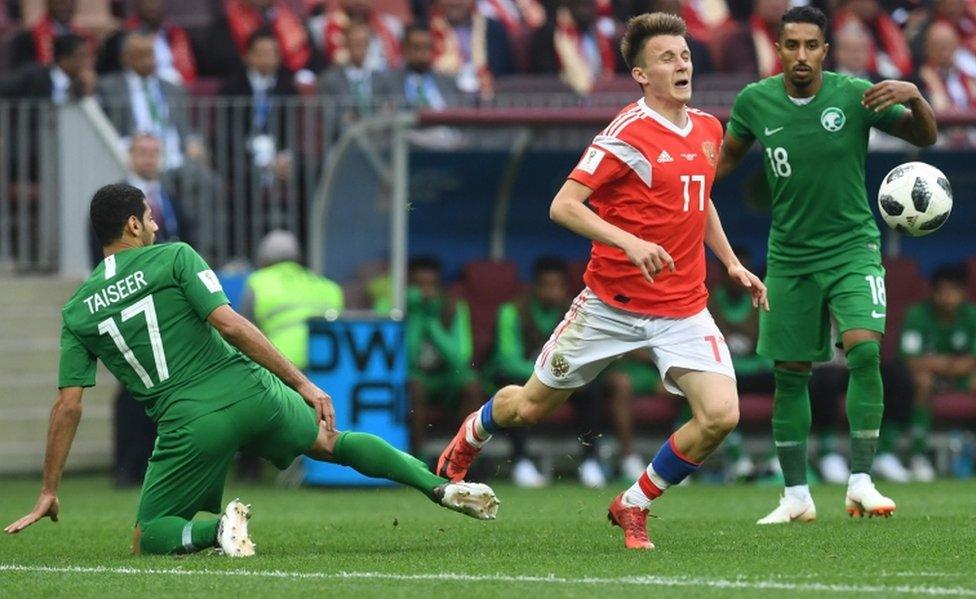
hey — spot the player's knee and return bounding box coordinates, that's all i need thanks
[515,401,549,426]
[695,393,740,439]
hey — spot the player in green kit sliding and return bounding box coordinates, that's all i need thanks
[717,7,937,523]
[4,184,498,555]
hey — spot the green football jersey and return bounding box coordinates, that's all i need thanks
[59,242,272,431]
[900,301,976,358]
[727,71,907,275]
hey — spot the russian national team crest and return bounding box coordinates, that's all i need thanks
[821,107,846,132]
[550,353,570,378]
[701,140,717,166]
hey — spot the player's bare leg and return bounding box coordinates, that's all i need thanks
[437,375,575,481]
[611,368,739,549]
[308,422,498,520]
[841,328,895,518]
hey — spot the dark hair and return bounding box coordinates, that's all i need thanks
[54,34,87,62]
[89,184,147,246]
[532,256,568,281]
[247,27,278,51]
[402,24,431,44]
[778,6,828,40]
[620,12,687,69]
[931,264,967,288]
[408,255,442,273]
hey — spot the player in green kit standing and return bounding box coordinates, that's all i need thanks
[717,7,937,523]
[5,184,498,555]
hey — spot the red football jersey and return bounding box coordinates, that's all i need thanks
[568,99,723,317]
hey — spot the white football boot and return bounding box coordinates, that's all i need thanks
[910,454,936,482]
[435,482,500,520]
[578,458,607,489]
[819,452,851,485]
[217,499,256,557]
[873,452,911,483]
[512,458,547,488]
[846,477,896,518]
[757,494,817,524]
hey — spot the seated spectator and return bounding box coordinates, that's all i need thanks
[97,32,203,171]
[319,22,386,129]
[880,265,976,482]
[428,0,515,97]
[529,0,621,95]
[680,0,730,44]
[201,0,321,84]
[490,257,608,488]
[833,20,881,81]
[219,28,298,179]
[713,0,787,77]
[9,0,94,70]
[478,0,547,40]
[0,33,95,102]
[834,0,913,78]
[403,257,482,457]
[309,0,405,72]
[918,21,976,112]
[96,0,198,86]
[376,25,462,110]
[928,0,976,61]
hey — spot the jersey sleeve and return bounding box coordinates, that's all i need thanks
[850,77,908,133]
[172,243,230,321]
[58,322,96,388]
[567,142,629,190]
[726,88,756,142]
[899,304,926,357]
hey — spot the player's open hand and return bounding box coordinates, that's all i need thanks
[862,80,921,113]
[728,264,769,311]
[4,492,59,534]
[298,382,336,431]
[622,237,675,283]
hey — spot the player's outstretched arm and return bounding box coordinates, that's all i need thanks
[716,132,753,181]
[207,304,336,430]
[863,80,937,147]
[704,200,768,310]
[550,180,674,282]
[4,387,84,534]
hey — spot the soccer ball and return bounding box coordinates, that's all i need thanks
[877,161,953,237]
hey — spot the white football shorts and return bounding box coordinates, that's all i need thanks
[534,288,736,396]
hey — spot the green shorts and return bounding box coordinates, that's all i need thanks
[136,382,318,524]
[758,259,887,363]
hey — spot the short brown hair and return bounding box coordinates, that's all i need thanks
[620,13,687,69]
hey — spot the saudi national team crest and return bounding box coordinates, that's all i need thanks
[821,107,846,132]
[701,140,717,166]
[550,353,570,379]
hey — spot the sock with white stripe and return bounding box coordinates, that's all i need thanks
[139,517,219,555]
[468,397,499,448]
[623,435,701,509]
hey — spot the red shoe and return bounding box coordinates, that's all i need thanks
[607,492,655,550]
[436,412,487,482]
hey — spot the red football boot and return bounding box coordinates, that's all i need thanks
[436,411,488,482]
[607,492,655,550]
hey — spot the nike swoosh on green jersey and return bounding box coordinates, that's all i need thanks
[764,126,785,135]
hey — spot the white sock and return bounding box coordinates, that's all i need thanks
[785,484,812,502]
[465,410,491,448]
[622,466,668,510]
[848,472,871,489]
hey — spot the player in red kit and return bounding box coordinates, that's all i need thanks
[437,12,768,550]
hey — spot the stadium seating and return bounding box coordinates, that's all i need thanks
[459,259,522,367]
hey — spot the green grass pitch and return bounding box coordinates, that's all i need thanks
[1,476,974,597]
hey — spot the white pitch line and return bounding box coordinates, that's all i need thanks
[1,564,974,596]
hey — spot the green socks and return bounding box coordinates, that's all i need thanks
[140,517,219,555]
[846,341,884,474]
[333,431,447,499]
[772,368,812,487]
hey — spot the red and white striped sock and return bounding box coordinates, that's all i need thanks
[622,465,669,509]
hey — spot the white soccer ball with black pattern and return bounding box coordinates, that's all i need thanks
[877,161,953,237]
